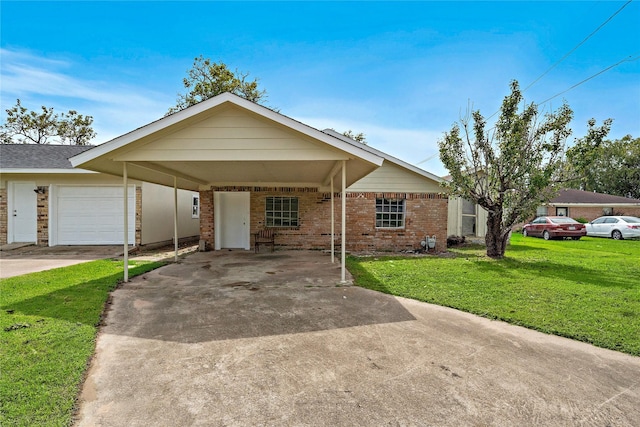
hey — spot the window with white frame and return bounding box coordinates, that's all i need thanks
[536,206,548,217]
[376,198,405,228]
[266,196,299,227]
[192,194,200,219]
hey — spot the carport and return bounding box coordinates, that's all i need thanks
[70,93,384,282]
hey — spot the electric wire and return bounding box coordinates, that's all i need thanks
[523,0,633,92]
[536,54,640,105]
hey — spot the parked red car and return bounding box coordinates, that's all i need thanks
[522,216,587,240]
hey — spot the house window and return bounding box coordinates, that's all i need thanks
[603,207,613,215]
[192,195,200,219]
[536,206,548,217]
[376,198,405,228]
[556,207,568,217]
[266,196,299,227]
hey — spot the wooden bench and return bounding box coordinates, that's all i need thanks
[253,229,275,253]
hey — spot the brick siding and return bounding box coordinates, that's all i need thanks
[559,206,640,221]
[36,187,48,245]
[200,187,448,252]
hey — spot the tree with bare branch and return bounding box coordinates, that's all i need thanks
[439,80,610,258]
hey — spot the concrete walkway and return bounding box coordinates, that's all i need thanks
[0,245,124,279]
[75,250,640,426]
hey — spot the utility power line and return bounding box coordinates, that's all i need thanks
[523,0,633,92]
[537,54,640,105]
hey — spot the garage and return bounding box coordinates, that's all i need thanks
[50,185,135,246]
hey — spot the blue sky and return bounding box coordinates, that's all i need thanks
[1,1,639,176]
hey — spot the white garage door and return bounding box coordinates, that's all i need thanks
[54,186,135,245]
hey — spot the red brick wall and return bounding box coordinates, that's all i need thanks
[135,186,142,245]
[561,206,640,221]
[36,188,48,246]
[200,187,448,252]
[199,189,214,248]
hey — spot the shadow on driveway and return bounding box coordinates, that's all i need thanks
[104,250,416,343]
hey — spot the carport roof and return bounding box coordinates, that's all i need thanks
[70,93,384,191]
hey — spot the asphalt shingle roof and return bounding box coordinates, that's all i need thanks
[0,144,94,169]
[551,188,640,204]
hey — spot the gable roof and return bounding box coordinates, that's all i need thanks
[70,93,385,190]
[0,144,93,170]
[550,189,640,205]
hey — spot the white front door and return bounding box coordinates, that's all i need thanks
[214,192,250,250]
[9,182,37,243]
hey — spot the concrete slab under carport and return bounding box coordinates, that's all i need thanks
[76,250,640,426]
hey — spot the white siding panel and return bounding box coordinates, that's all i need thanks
[348,162,441,193]
[55,186,135,245]
[115,106,345,162]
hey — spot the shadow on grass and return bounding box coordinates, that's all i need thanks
[1,264,159,325]
[468,255,637,290]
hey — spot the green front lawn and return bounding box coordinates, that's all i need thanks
[348,234,640,356]
[0,259,164,427]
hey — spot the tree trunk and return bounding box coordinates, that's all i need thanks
[485,211,509,258]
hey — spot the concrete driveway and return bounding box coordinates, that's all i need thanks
[0,245,124,278]
[76,250,640,426]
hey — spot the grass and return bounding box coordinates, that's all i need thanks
[0,259,164,427]
[347,234,640,356]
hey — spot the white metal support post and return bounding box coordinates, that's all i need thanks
[174,176,178,262]
[123,162,129,282]
[341,160,346,283]
[330,175,335,264]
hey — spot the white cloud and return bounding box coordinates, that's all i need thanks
[0,48,172,144]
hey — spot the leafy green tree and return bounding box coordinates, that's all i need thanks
[439,80,609,258]
[1,99,96,145]
[566,135,640,198]
[342,130,367,144]
[57,110,97,145]
[167,56,267,115]
[1,99,58,144]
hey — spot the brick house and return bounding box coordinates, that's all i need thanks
[69,93,448,271]
[535,189,640,221]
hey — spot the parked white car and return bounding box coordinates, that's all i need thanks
[585,216,640,240]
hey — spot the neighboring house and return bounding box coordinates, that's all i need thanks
[535,189,640,221]
[0,144,199,246]
[68,92,448,254]
[447,197,488,238]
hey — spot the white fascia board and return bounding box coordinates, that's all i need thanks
[322,128,443,183]
[70,94,236,167]
[71,92,384,168]
[0,168,98,174]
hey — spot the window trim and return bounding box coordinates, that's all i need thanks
[375,198,405,229]
[191,194,200,219]
[265,196,299,228]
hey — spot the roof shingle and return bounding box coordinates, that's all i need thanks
[0,144,94,169]
[551,188,640,204]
